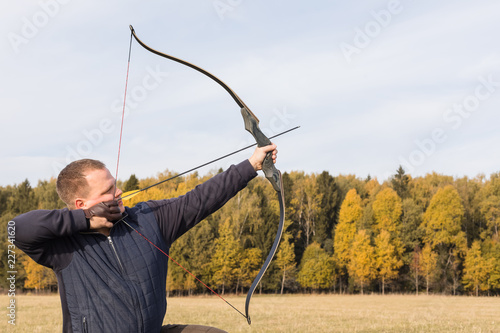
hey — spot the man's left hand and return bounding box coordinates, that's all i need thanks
[248,144,277,171]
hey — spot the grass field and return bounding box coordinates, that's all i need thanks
[1,294,499,332]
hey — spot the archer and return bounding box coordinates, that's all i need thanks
[11,144,277,333]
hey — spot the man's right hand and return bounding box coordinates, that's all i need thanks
[83,200,123,230]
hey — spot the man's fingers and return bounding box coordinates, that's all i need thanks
[262,143,277,153]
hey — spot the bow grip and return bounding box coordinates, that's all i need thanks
[241,107,282,192]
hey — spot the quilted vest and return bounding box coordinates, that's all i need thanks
[59,202,169,332]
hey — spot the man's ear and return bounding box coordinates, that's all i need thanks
[75,198,86,209]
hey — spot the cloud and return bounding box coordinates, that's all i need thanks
[1,1,499,186]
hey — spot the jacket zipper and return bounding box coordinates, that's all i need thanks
[82,316,88,333]
[108,235,144,332]
[108,235,125,275]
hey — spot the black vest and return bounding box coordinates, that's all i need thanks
[58,202,169,332]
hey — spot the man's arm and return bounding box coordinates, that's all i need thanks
[12,209,88,267]
[147,145,278,244]
[12,201,122,268]
[147,160,257,244]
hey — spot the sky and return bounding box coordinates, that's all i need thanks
[1,0,499,187]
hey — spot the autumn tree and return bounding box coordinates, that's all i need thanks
[210,218,241,294]
[375,230,403,294]
[462,241,490,296]
[334,189,363,291]
[421,185,467,293]
[372,188,402,234]
[236,247,262,294]
[483,239,500,291]
[348,230,376,294]
[372,188,404,293]
[166,235,193,296]
[276,232,297,294]
[418,243,438,294]
[22,255,57,293]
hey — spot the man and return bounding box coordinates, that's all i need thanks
[13,144,277,333]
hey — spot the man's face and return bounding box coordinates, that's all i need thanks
[78,168,125,213]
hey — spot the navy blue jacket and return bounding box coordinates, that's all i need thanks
[13,161,256,332]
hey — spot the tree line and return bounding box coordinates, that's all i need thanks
[1,166,499,296]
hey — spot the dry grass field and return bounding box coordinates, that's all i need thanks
[1,294,499,332]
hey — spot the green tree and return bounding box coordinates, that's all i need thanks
[400,198,423,251]
[123,174,140,192]
[391,166,410,199]
[480,195,500,239]
[292,174,322,247]
[348,230,376,294]
[297,243,335,290]
[314,171,339,250]
[35,178,64,209]
[10,179,37,214]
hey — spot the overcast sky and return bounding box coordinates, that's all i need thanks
[1,0,499,187]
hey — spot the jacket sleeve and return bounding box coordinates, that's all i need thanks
[146,160,257,244]
[12,208,89,268]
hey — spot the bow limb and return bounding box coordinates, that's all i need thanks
[129,25,285,324]
[244,173,285,324]
[129,25,246,109]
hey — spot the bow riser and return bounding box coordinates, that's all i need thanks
[240,107,282,192]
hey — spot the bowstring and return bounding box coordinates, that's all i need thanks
[114,30,133,194]
[121,219,247,320]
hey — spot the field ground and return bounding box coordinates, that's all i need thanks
[1,294,499,332]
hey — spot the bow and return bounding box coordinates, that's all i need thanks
[128,25,285,324]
